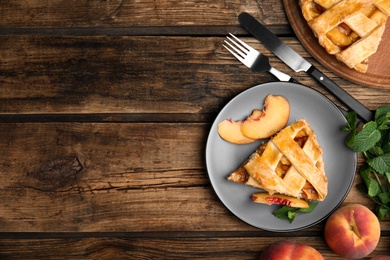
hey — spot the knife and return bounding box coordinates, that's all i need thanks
[238,12,374,122]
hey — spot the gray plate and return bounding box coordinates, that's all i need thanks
[205,82,357,232]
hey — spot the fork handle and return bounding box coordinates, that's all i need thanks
[269,67,292,82]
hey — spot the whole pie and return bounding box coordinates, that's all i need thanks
[227,119,328,201]
[299,0,390,73]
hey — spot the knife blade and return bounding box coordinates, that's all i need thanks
[238,12,374,122]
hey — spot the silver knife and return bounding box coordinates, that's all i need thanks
[238,12,374,122]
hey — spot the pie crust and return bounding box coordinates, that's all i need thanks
[227,119,328,201]
[299,0,390,72]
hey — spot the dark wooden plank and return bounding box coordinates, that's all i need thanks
[0,122,227,232]
[0,25,292,37]
[0,122,388,232]
[0,236,389,259]
[0,113,212,123]
[0,36,387,118]
[0,1,288,28]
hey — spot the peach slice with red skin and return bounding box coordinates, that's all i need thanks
[217,109,263,144]
[217,94,290,144]
[252,192,309,208]
[241,94,290,139]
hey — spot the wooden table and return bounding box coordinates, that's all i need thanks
[0,1,389,259]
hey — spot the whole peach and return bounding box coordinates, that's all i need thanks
[258,241,324,260]
[324,204,381,259]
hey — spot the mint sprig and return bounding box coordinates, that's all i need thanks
[273,202,318,223]
[343,106,390,220]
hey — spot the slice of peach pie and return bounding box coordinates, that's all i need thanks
[299,0,390,73]
[227,119,328,208]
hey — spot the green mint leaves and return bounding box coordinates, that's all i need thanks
[273,202,318,223]
[343,106,390,220]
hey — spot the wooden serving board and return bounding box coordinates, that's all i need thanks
[283,0,390,89]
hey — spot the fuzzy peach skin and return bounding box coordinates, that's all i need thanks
[258,241,324,260]
[324,204,381,259]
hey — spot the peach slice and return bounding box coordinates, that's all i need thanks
[249,109,263,118]
[241,95,290,139]
[217,119,257,144]
[252,192,309,208]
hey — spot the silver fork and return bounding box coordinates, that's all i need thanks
[223,33,352,117]
[223,33,297,83]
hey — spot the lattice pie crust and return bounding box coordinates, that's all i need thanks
[300,0,390,72]
[227,119,328,201]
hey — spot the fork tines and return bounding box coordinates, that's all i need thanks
[223,33,260,68]
[222,33,292,82]
[223,33,251,60]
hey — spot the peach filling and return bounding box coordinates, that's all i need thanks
[230,128,321,201]
[312,3,381,49]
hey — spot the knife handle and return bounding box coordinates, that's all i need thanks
[307,66,374,122]
[287,77,350,117]
[288,78,299,84]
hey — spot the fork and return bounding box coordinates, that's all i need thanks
[223,33,351,117]
[223,33,297,83]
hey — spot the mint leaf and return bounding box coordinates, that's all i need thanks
[348,121,381,152]
[287,211,297,223]
[272,203,318,223]
[375,106,390,130]
[378,192,390,205]
[273,206,295,222]
[377,112,390,130]
[343,111,358,148]
[366,146,384,159]
[380,130,390,154]
[299,202,318,213]
[342,111,357,131]
[360,166,380,197]
[375,106,390,121]
[357,183,384,207]
[367,153,390,175]
[377,205,390,220]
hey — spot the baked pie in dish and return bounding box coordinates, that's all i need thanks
[299,0,390,73]
[227,119,328,202]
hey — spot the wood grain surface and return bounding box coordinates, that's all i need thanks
[0,0,389,259]
[0,36,387,115]
[0,0,287,28]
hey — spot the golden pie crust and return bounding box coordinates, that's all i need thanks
[299,0,390,72]
[227,119,328,201]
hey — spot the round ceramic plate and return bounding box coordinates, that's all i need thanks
[205,82,357,232]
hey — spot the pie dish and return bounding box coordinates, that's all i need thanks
[228,119,328,202]
[205,82,356,231]
[283,0,390,88]
[299,0,390,73]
